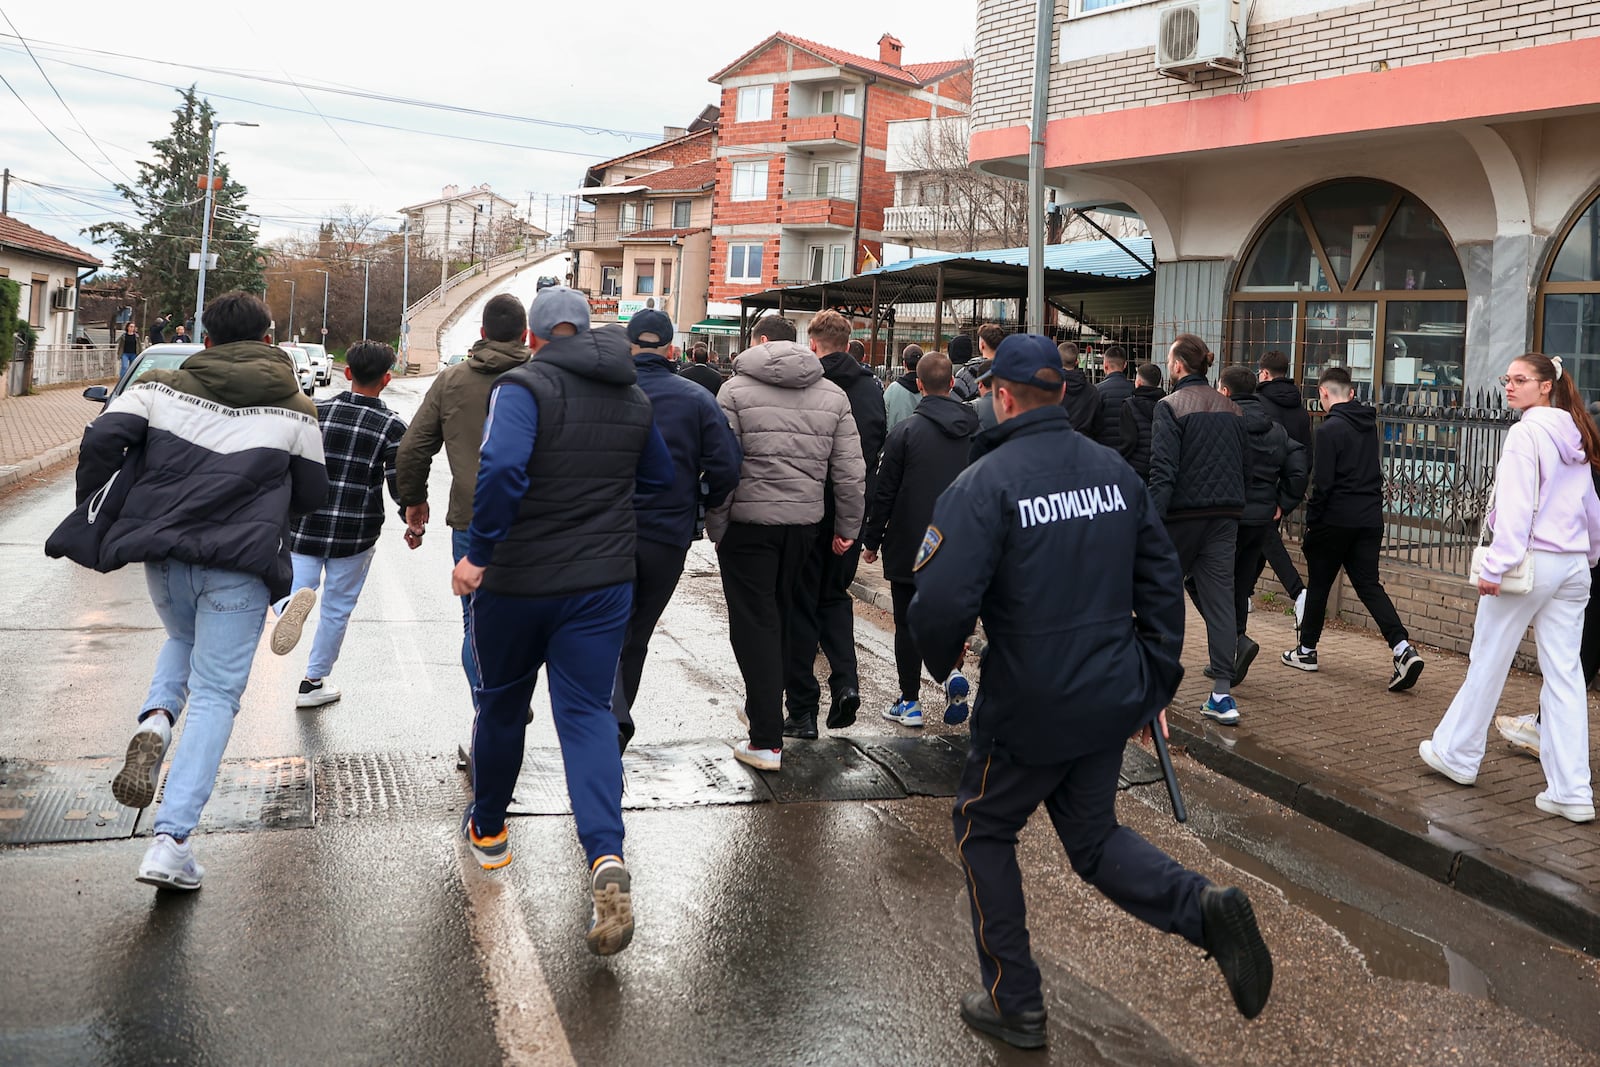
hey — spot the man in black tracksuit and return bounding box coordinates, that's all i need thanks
[1281,366,1424,692]
[860,351,978,725]
[1147,335,1250,725]
[908,333,1272,1051]
[1253,350,1310,620]
[1093,345,1134,452]
[1057,341,1103,436]
[1118,362,1164,481]
[1218,366,1307,686]
[783,310,886,737]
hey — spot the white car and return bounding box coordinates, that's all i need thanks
[279,345,316,397]
[299,343,332,385]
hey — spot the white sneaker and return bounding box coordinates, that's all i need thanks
[271,587,318,655]
[732,741,781,772]
[136,833,204,890]
[1293,589,1307,631]
[1419,739,1476,786]
[1535,791,1596,823]
[296,678,341,708]
[1494,714,1540,757]
[112,713,172,809]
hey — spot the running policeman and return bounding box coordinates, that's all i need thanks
[907,332,1274,1050]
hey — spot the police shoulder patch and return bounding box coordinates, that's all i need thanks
[912,525,943,572]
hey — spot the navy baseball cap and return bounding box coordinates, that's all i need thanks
[528,286,592,340]
[978,333,1064,389]
[627,308,674,348]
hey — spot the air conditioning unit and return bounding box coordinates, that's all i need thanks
[1155,0,1245,82]
[51,286,77,312]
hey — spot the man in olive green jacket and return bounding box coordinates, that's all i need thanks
[395,292,531,691]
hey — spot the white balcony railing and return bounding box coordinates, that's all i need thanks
[883,204,974,234]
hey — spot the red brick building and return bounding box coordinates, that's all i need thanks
[705,33,971,307]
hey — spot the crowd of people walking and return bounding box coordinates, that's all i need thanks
[44,283,1600,1050]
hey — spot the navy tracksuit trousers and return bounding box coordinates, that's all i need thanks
[468,582,633,864]
[953,744,1209,1016]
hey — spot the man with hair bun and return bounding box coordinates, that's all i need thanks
[1147,334,1250,724]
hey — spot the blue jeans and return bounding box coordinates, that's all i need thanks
[287,549,376,679]
[141,560,270,839]
[451,529,482,692]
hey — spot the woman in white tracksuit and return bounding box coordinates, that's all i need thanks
[1420,353,1600,824]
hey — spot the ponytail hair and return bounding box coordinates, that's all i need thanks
[1169,333,1215,376]
[1515,352,1600,469]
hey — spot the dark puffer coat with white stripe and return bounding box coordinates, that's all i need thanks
[46,341,329,601]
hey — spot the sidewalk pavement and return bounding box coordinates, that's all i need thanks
[0,387,95,491]
[850,566,1600,954]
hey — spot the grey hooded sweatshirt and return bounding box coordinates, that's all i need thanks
[707,339,866,542]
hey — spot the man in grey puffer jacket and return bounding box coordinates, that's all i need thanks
[709,314,866,773]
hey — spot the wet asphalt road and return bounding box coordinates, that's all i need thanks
[2,376,1598,1066]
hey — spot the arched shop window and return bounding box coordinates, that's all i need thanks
[1229,180,1467,402]
[1537,192,1600,404]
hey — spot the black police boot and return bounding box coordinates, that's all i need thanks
[958,991,1047,1050]
[782,711,818,740]
[826,686,860,730]
[1200,885,1273,1019]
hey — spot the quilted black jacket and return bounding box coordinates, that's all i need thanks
[1235,393,1308,525]
[1147,373,1250,520]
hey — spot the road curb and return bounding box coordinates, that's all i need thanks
[848,579,893,613]
[0,440,79,493]
[844,579,1600,957]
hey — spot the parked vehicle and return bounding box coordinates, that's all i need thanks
[82,343,204,405]
[279,345,316,397]
[299,343,332,385]
[442,352,469,367]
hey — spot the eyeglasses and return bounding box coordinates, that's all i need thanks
[1498,374,1539,387]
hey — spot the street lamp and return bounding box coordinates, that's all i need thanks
[314,268,330,344]
[284,277,296,341]
[357,258,372,340]
[193,118,258,340]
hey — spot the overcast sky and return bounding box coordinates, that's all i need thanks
[0,1,976,266]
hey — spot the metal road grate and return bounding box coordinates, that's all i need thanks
[134,757,314,836]
[0,757,140,845]
[848,735,968,797]
[756,738,907,804]
[315,752,466,821]
[619,740,773,809]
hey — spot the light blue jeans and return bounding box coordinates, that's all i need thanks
[141,560,270,839]
[288,549,376,679]
[451,529,482,693]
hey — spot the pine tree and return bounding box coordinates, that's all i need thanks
[87,87,264,323]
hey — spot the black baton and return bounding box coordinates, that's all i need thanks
[1149,721,1187,824]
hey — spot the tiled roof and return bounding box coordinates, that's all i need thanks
[586,128,716,180]
[0,214,102,268]
[618,227,707,241]
[633,161,716,193]
[710,33,970,87]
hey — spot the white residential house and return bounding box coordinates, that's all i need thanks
[0,213,102,350]
[398,184,548,262]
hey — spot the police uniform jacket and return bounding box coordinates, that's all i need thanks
[907,405,1186,765]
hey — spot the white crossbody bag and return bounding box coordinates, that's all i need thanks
[1468,450,1540,595]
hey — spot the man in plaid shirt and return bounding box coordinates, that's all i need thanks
[271,341,409,707]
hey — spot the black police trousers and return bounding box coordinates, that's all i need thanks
[953,744,1209,1016]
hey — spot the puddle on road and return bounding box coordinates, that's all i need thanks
[1205,837,1493,1000]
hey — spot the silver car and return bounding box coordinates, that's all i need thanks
[83,343,204,405]
[299,342,332,385]
[278,345,316,396]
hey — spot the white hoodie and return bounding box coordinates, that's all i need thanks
[1481,405,1600,581]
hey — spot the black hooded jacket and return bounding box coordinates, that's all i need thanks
[1059,368,1103,436]
[820,350,887,506]
[1235,393,1309,525]
[1306,398,1384,529]
[1094,371,1134,451]
[1257,377,1312,450]
[862,394,979,583]
[1118,384,1164,480]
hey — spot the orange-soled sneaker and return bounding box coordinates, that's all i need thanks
[463,814,511,871]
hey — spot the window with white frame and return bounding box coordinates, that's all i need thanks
[817,85,859,116]
[731,161,769,202]
[672,199,692,228]
[727,243,764,284]
[737,85,773,122]
[601,265,621,297]
[1075,0,1149,13]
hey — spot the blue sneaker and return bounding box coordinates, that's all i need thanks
[944,671,971,725]
[1202,694,1241,725]
[882,699,924,726]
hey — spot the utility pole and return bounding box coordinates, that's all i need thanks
[286,277,296,341]
[361,258,371,340]
[1027,0,1055,335]
[440,203,452,295]
[314,268,329,344]
[2,168,9,214]
[400,217,411,369]
[193,119,258,339]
